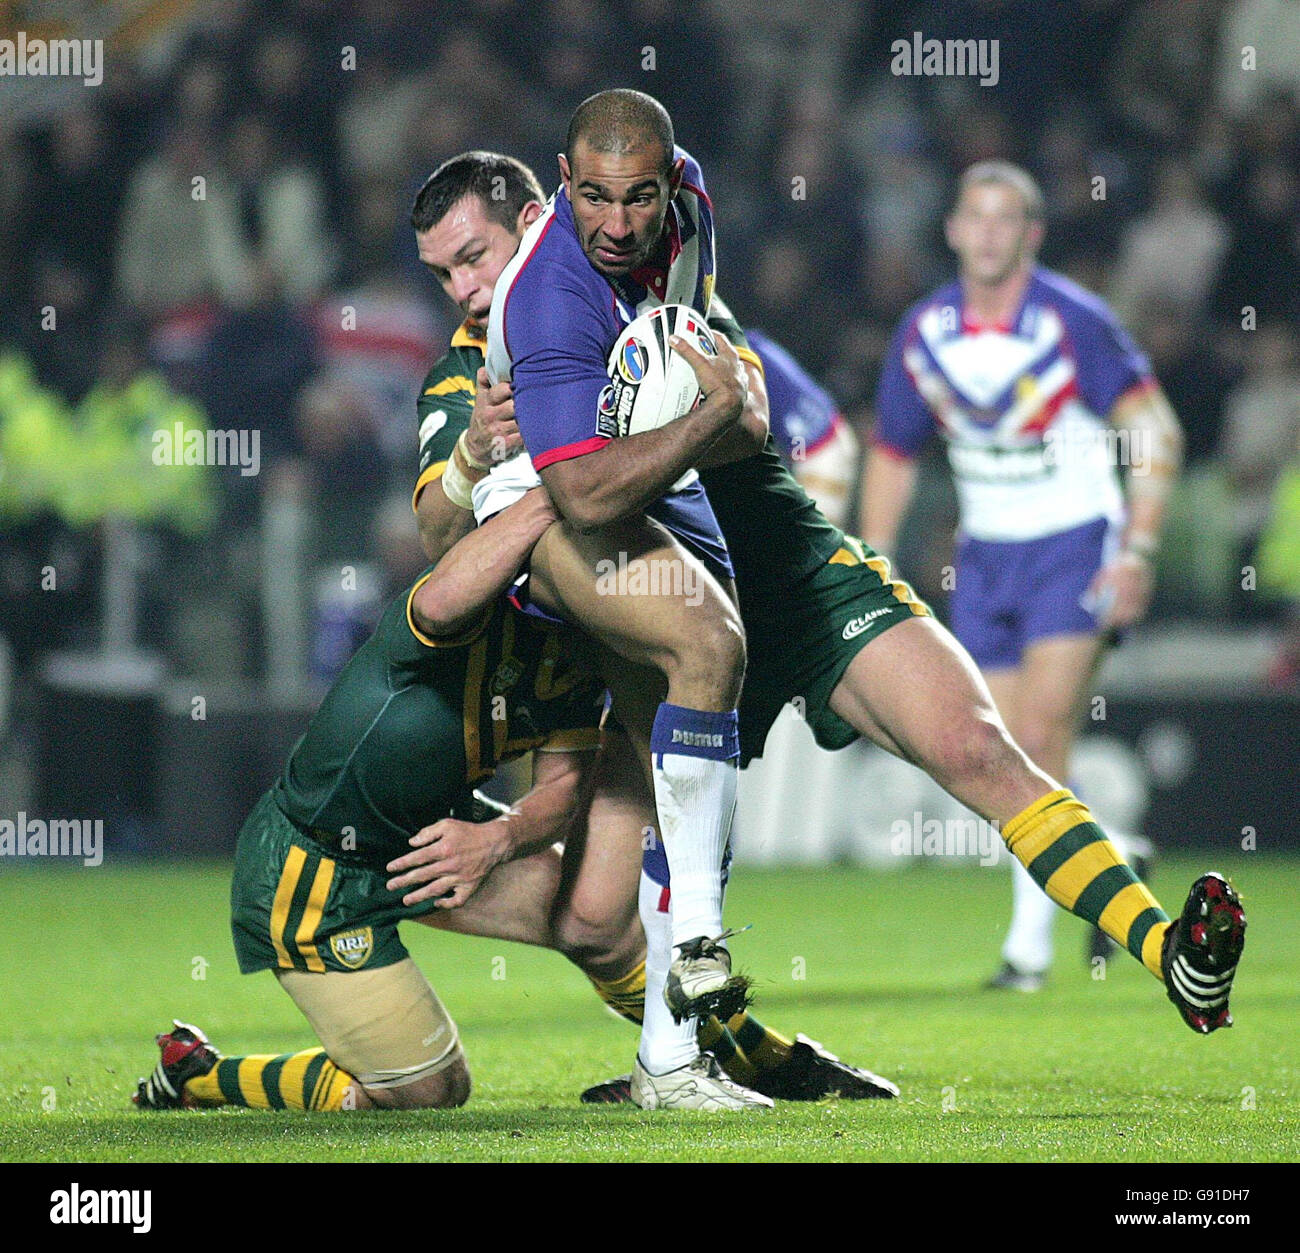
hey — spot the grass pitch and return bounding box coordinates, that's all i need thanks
[2,855,1296,1163]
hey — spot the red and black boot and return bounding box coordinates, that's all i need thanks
[1161,873,1246,1034]
[132,1020,219,1109]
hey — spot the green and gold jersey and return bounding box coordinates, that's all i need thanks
[697,442,846,596]
[273,572,604,872]
[412,314,847,599]
[694,300,846,596]
[412,322,488,510]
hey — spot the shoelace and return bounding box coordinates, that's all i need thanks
[675,923,753,957]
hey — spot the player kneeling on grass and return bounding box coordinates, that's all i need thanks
[134,495,601,1112]
[133,493,895,1112]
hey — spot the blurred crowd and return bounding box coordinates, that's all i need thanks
[2,0,1299,689]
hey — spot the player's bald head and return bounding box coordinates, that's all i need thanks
[565,89,675,174]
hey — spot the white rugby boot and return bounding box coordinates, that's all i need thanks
[630,1054,774,1112]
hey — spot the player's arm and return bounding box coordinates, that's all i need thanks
[410,487,557,639]
[415,436,481,563]
[1087,381,1184,628]
[859,315,933,554]
[694,356,768,468]
[415,367,524,563]
[1073,303,1184,629]
[860,444,919,559]
[539,332,749,530]
[385,747,597,909]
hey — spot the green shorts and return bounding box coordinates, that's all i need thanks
[737,536,931,764]
[230,791,436,976]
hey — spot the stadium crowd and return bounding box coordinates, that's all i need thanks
[1,0,1298,689]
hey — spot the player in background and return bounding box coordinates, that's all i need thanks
[746,327,860,531]
[864,161,1179,991]
[411,130,1245,1087]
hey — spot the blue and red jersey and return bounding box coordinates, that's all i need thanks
[486,147,730,576]
[875,266,1153,542]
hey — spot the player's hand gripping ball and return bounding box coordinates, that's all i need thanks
[601,305,718,438]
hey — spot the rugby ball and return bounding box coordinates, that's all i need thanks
[600,305,718,439]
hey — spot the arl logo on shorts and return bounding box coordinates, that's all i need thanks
[329,926,374,970]
[842,607,893,640]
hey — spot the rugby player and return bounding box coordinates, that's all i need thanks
[411,142,896,1110]
[405,122,1246,1067]
[413,94,771,1108]
[484,96,769,1079]
[133,496,613,1111]
[864,161,1178,991]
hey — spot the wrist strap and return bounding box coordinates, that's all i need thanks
[440,453,476,510]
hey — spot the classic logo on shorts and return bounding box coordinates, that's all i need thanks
[618,338,648,384]
[842,607,893,640]
[329,926,374,970]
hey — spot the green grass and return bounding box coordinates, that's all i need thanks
[2,856,1296,1162]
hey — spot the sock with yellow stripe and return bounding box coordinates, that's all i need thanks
[589,963,787,1083]
[185,1048,354,1111]
[1003,789,1169,977]
[695,1015,759,1085]
[725,1012,794,1070]
[591,962,647,1025]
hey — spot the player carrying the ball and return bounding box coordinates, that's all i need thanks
[413,93,782,1110]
